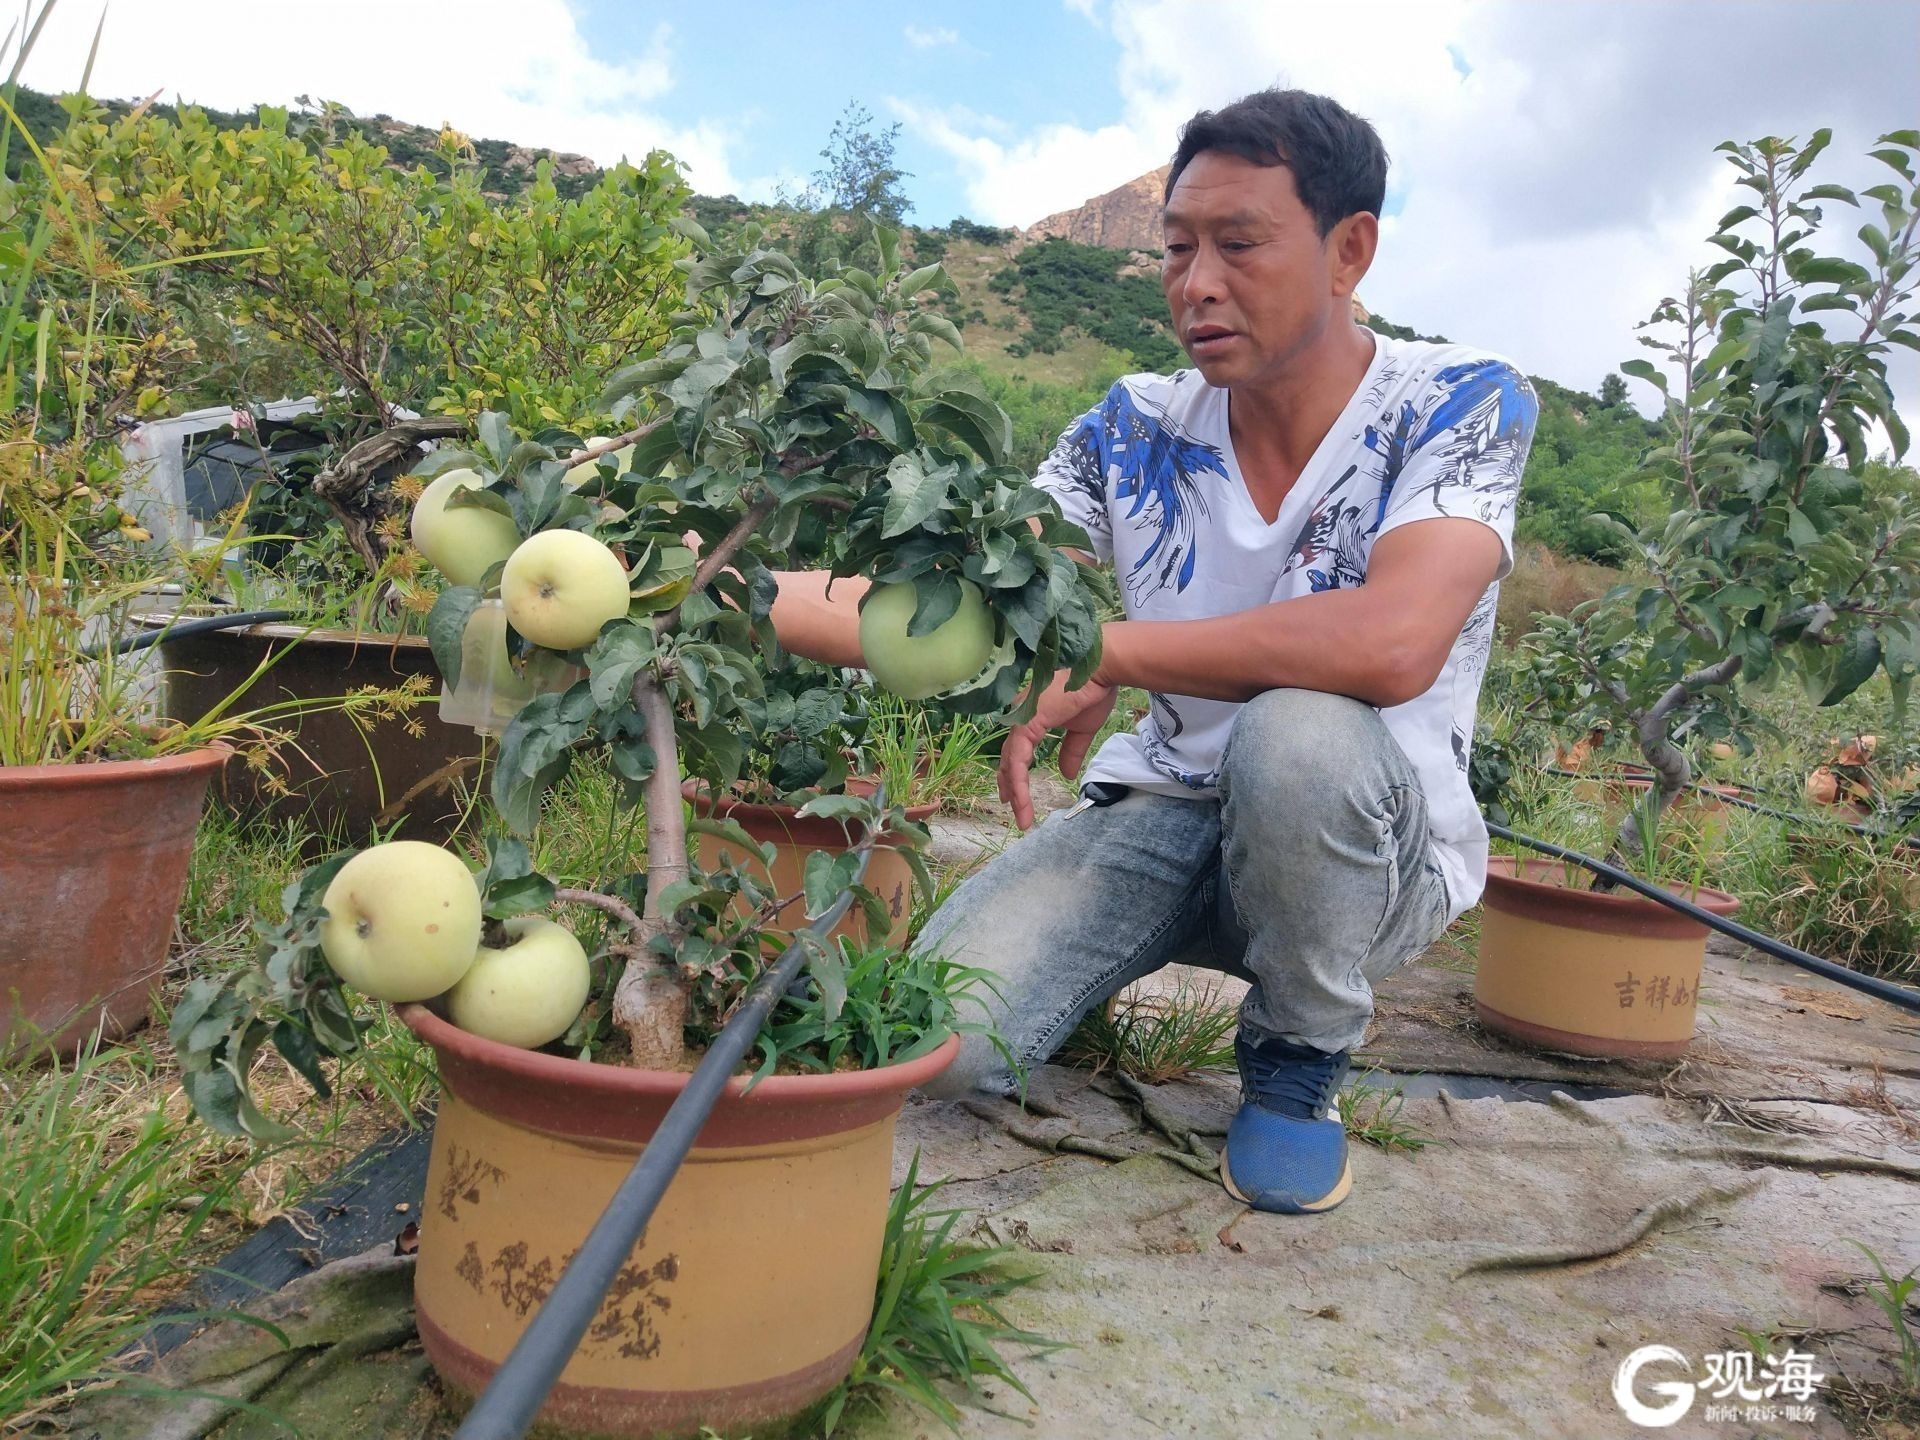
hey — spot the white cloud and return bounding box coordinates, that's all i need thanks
[17,0,744,194]
[889,98,1149,225]
[894,0,1920,426]
[904,25,961,49]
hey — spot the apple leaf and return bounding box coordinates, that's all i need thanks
[907,570,962,637]
[917,381,1012,465]
[585,624,656,709]
[272,1018,333,1099]
[1820,627,1881,706]
[477,411,514,467]
[426,586,483,693]
[880,452,953,539]
[847,387,914,449]
[492,690,592,835]
[799,928,848,1024]
[803,848,860,920]
[795,793,872,823]
[477,836,555,918]
[442,484,514,518]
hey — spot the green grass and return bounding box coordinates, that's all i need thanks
[1822,1240,1920,1433]
[862,693,1004,814]
[0,1043,247,1426]
[1058,976,1238,1085]
[821,1152,1058,1435]
[1341,1070,1434,1155]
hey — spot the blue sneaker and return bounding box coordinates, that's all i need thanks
[1219,1031,1353,1214]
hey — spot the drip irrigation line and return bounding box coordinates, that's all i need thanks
[1487,822,1920,1015]
[450,795,885,1440]
[85,609,298,658]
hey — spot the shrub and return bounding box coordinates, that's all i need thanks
[988,238,1184,372]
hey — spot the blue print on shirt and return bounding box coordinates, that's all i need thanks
[1065,384,1227,603]
[1284,359,1536,590]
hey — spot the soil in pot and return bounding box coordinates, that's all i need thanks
[683,783,937,950]
[1473,854,1741,1060]
[402,1004,958,1439]
[144,619,483,846]
[0,746,227,1057]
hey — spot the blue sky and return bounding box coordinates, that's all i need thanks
[581,1,1124,224]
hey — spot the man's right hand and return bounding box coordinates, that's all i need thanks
[998,673,1118,830]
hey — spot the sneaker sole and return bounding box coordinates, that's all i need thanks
[1218,1146,1353,1214]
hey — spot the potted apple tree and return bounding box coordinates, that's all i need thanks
[170,221,1106,1437]
[1481,128,1920,1059]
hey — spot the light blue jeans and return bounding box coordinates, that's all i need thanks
[915,688,1452,1098]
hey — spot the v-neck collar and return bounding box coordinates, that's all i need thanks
[1215,332,1391,532]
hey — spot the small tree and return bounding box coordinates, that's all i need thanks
[814,102,912,224]
[1597,372,1630,408]
[1529,128,1920,860]
[172,221,1111,1128]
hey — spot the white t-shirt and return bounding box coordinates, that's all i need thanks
[1033,333,1539,919]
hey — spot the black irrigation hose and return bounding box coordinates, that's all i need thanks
[449,809,883,1440]
[1487,821,1920,1015]
[86,608,298,658]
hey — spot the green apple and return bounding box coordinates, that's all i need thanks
[859,579,996,700]
[318,841,483,1002]
[409,468,521,587]
[445,916,591,1049]
[567,436,635,488]
[501,528,630,651]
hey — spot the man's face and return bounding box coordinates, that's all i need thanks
[1160,151,1342,388]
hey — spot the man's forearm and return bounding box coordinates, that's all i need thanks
[767,570,869,668]
[1094,588,1439,709]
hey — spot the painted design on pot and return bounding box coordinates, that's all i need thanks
[460,1236,683,1359]
[456,1241,486,1294]
[590,1254,682,1360]
[438,1143,507,1221]
[490,1241,561,1316]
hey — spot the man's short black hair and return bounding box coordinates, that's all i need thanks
[1165,89,1388,237]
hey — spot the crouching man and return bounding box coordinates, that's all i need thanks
[773,87,1537,1214]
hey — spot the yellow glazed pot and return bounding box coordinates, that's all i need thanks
[402,1005,958,1438]
[1474,855,1741,1059]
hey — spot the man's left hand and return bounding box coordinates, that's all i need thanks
[998,673,1118,830]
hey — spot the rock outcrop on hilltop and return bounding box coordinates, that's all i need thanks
[1021,165,1171,252]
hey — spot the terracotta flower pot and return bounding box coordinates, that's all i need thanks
[403,1004,959,1438]
[1473,855,1741,1059]
[0,745,227,1056]
[683,783,937,949]
[141,617,484,846]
